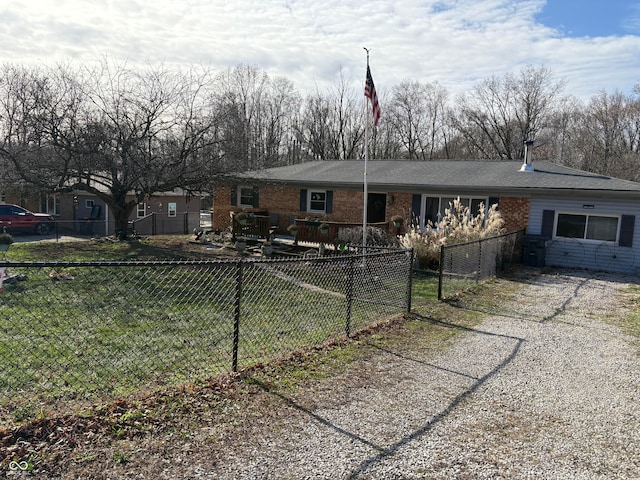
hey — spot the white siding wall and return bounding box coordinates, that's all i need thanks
[529,196,639,274]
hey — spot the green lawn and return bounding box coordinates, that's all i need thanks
[1,238,429,410]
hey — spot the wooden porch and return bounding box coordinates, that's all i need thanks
[230,211,401,244]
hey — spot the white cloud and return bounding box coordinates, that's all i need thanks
[622,3,640,34]
[1,0,638,100]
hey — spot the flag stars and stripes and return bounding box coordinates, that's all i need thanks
[364,65,381,126]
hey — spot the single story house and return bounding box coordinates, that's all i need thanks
[213,159,640,274]
[65,189,208,236]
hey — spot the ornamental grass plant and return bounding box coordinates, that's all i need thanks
[399,198,504,269]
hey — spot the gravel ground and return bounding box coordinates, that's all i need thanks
[192,269,640,480]
[48,268,639,479]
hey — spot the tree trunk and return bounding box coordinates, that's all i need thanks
[110,202,136,240]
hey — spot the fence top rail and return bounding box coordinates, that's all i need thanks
[0,248,412,269]
[441,229,525,250]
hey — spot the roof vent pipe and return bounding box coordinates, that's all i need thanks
[520,140,535,172]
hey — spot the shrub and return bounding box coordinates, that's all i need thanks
[399,198,504,269]
[0,230,14,245]
[337,226,396,247]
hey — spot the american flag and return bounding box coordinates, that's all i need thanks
[364,65,381,126]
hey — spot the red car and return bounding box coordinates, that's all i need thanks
[0,204,54,235]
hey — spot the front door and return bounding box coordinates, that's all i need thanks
[367,193,387,224]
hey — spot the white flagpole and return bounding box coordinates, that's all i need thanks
[362,48,370,249]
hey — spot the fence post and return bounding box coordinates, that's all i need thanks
[438,245,444,301]
[477,239,483,283]
[232,260,243,372]
[406,248,414,312]
[345,255,355,337]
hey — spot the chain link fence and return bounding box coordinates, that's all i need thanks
[438,230,524,300]
[0,248,412,412]
[6,212,203,240]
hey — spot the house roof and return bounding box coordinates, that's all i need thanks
[237,160,640,198]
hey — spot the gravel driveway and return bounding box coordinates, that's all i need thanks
[196,269,640,480]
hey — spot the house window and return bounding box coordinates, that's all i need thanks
[556,213,619,242]
[168,202,177,217]
[308,191,327,213]
[85,200,94,209]
[423,196,488,225]
[238,186,255,208]
[40,195,60,215]
[137,203,147,218]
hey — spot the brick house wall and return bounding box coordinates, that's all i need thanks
[213,185,246,230]
[213,185,367,232]
[387,192,414,225]
[214,185,416,233]
[497,196,530,232]
[215,184,530,235]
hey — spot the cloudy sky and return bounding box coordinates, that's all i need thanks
[2,0,639,100]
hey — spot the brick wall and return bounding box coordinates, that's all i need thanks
[214,185,531,235]
[498,196,530,232]
[213,185,305,231]
[212,186,233,230]
[331,190,362,223]
[214,185,417,233]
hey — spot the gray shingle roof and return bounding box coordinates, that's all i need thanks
[237,160,640,197]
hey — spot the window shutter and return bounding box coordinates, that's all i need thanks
[326,190,333,214]
[619,215,635,247]
[299,189,307,212]
[541,210,555,238]
[252,186,259,208]
[230,186,237,206]
[411,194,421,225]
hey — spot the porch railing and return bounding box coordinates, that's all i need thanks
[294,219,392,244]
[229,211,398,245]
[231,212,272,240]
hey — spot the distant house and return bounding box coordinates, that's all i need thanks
[2,182,212,236]
[214,159,640,274]
[69,189,207,236]
[42,189,209,236]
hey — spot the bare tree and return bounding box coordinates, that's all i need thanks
[213,65,265,171]
[77,62,224,237]
[0,61,224,238]
[451,65,566,160]
[569,90,640,179]
[544,95,584,167]
[387,80,448,160]
[297,71,364,160]
[213,65,303,169]
[0,62,90,211]
[0,65,61,190]
[259,76,302,166]
[297,90,333,160]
